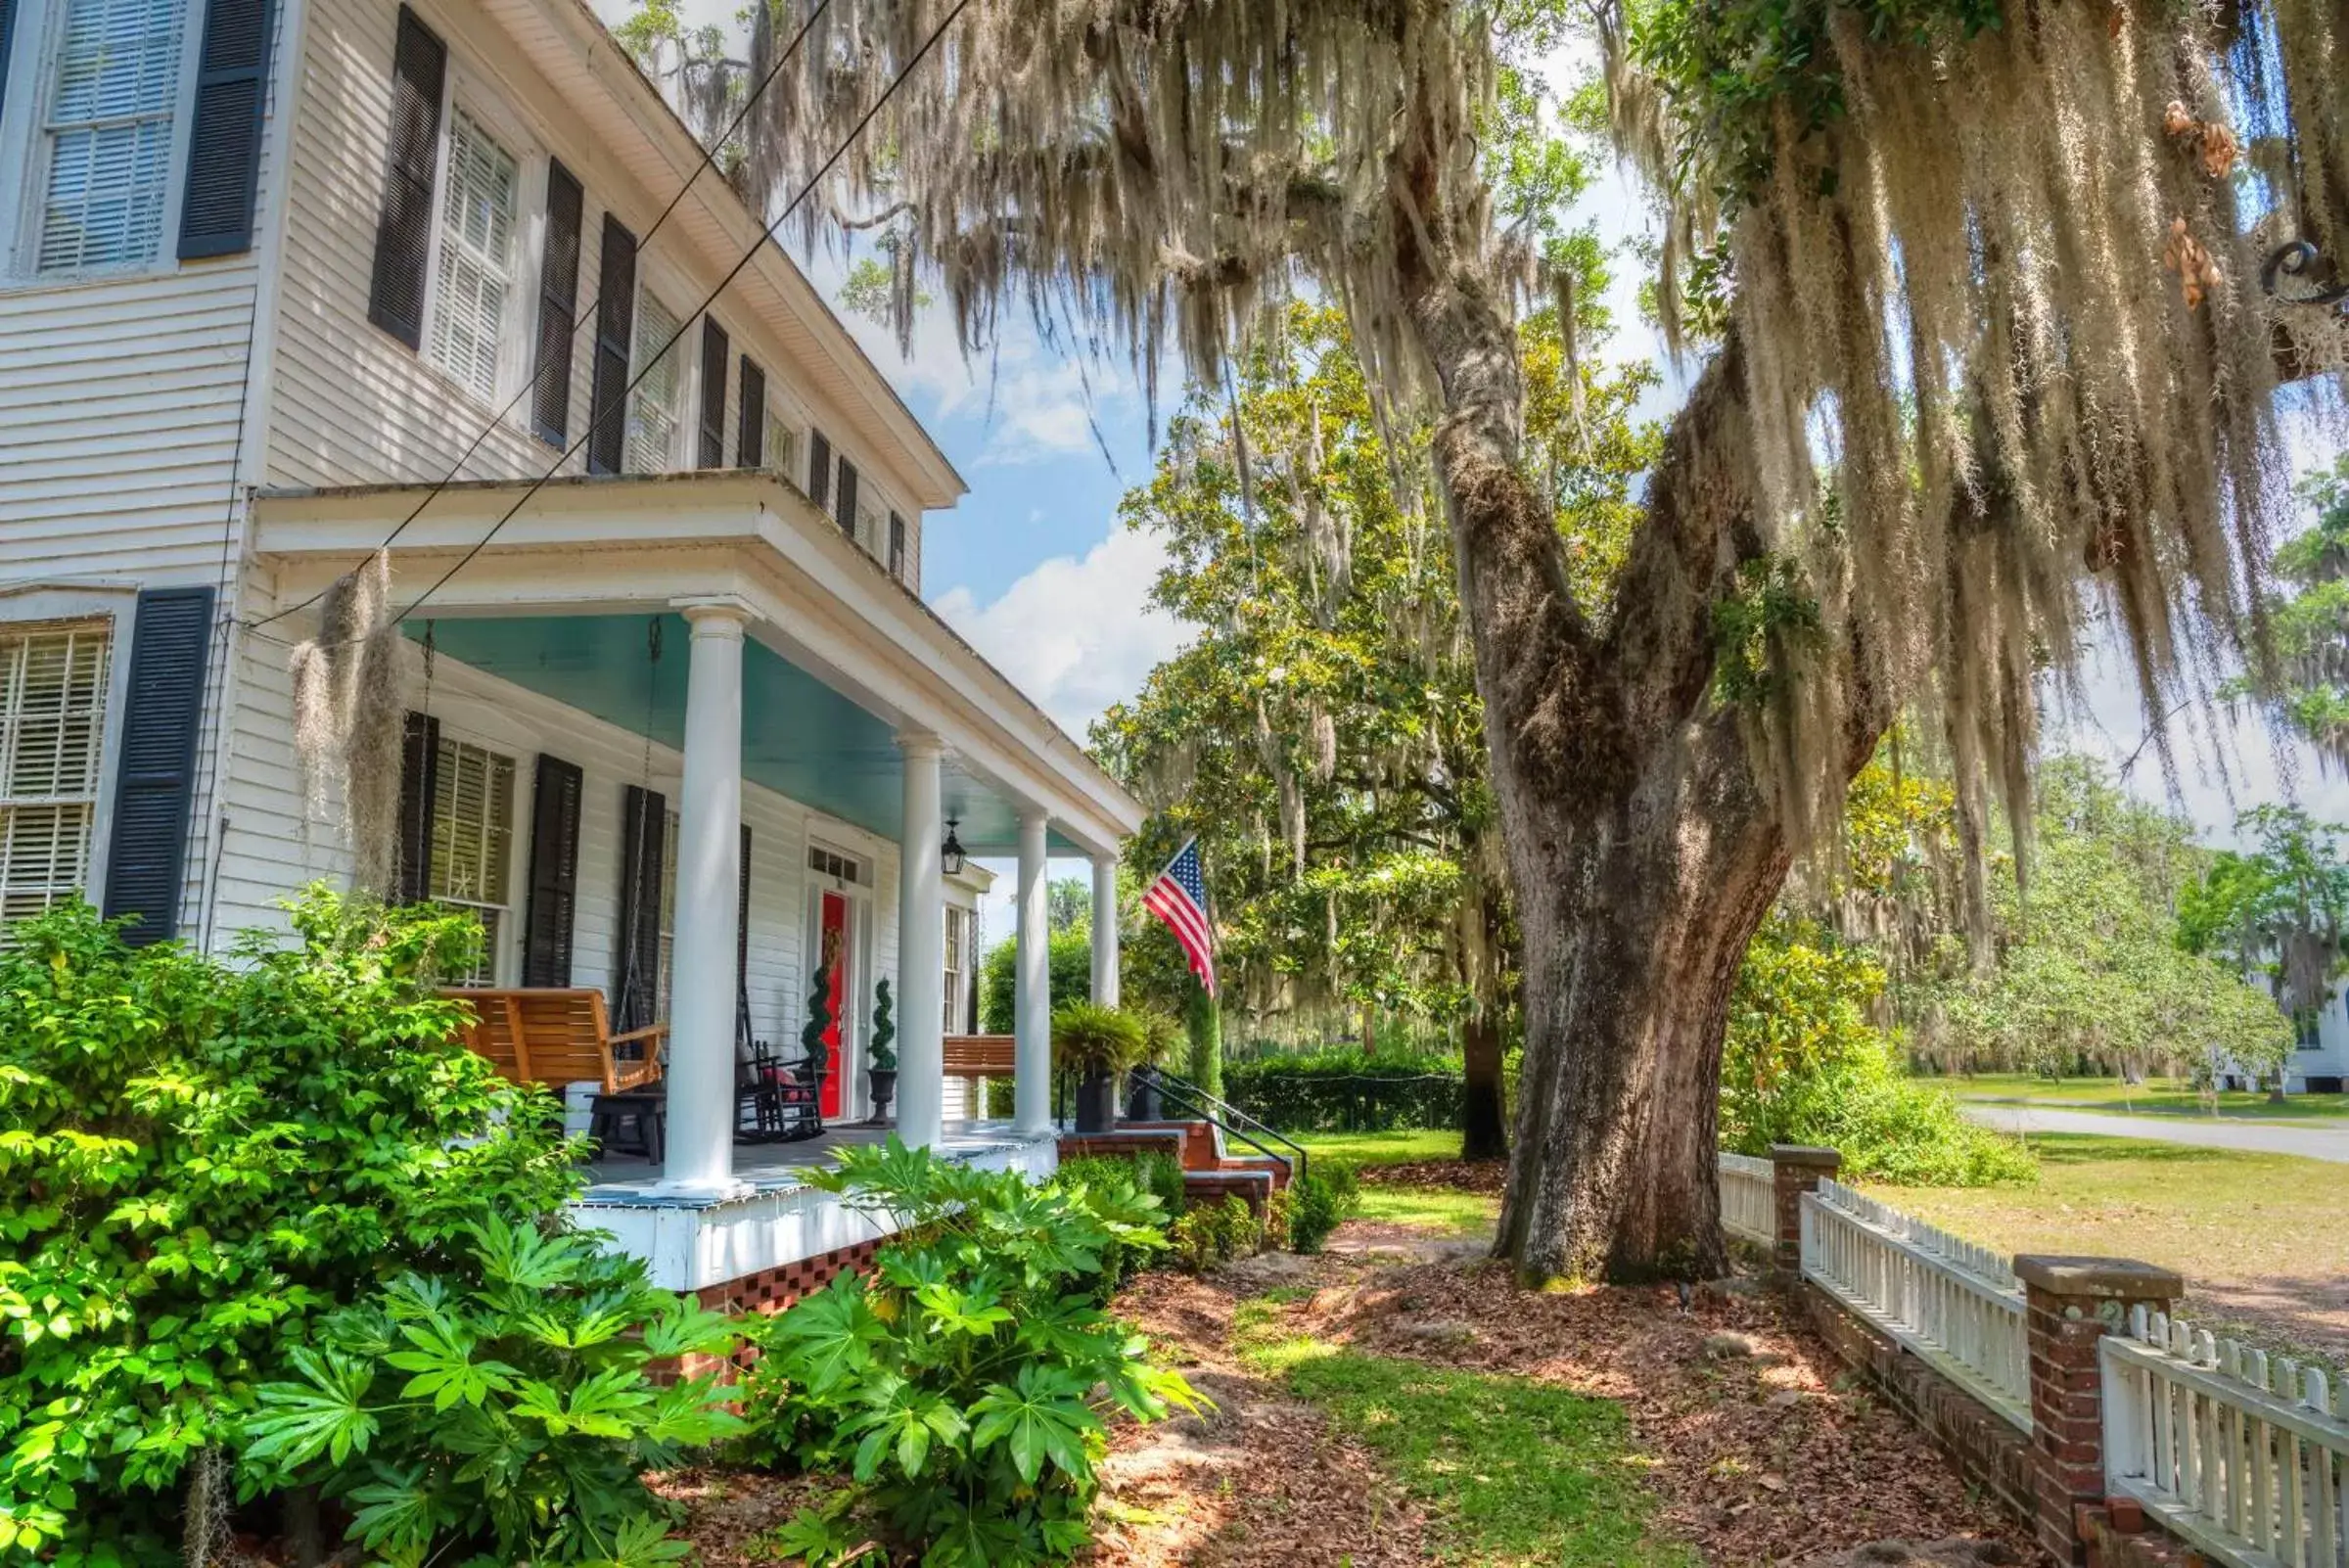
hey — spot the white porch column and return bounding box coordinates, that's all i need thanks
[1089,853,1120,1009]
[895,734,946,1148]
[1013,808,1053,1136]
[660,602,747,1194]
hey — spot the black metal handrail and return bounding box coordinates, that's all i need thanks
[1131,1065,1309,1185]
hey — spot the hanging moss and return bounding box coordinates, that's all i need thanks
[290,552,407,896]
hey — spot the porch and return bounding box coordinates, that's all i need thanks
[247,469,1140,1292]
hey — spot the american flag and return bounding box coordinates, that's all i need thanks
[1143,837,1218,996]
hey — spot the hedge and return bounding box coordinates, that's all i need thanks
[1221,1048,1463,1131]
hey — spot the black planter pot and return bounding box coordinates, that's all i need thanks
[867,1067,898,1124]
[1126,1073,1163,1123]
[1075,1071,1120,1133]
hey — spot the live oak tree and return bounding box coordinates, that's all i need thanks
[1092,303,1653,1159]
[714,0,2344,1279]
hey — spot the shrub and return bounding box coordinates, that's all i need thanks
[980,931,1094,1033]
[1725,921,2037,1186]
[1285,1164,1361,1255]
[244,1216,742,1563]
[1048,1153,1185,1294]
[1168,1195,1263,1272]
[747,1139,1201,1567]
[0,892,579,1561]
[1222,1047,1466,1130]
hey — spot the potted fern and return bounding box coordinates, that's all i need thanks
[867,978,898,1123]
[1124,1008,1184,1122]
[1051,1002,1147,1133]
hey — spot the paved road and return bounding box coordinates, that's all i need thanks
[1963,1103,2349,1163]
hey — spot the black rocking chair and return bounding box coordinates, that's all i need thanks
[738,1038,826,1143]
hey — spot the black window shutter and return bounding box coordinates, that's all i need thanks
[0,0,18,124]
[737,357,765,469]
[394,711,440,904]
[587,214,639,476]
[530,160,584,446]
[889,512,906,581]
[613,783,666,1032]
[178,0,277,259]
[521,754,582,987]
[836,458,859,535]
[100,587,215,945]
[735,822,753,1051]
[365,6,445,349]
[698,318,729,468]
[808,429,831,510]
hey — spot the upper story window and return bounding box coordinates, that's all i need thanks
[625,289,684,473]
[426,108,521,404]
[36,0,189,273]
[0,621,113,925]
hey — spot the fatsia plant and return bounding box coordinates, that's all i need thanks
[243,1216,742,1565]
[746,1139,1202,1568]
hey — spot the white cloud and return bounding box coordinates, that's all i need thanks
[933,528,1192,741]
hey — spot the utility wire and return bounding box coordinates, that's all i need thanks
[384,0,972,629]
[247,0,832,633]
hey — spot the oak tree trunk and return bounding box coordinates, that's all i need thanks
[1459,1010,1508,1162]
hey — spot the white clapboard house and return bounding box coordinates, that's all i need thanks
[0,0,1137,1304]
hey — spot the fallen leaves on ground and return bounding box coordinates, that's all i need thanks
[1352,1157,1508,1194]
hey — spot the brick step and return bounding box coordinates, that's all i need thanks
[1181,1168,1276,1214]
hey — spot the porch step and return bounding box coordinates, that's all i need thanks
[1181,1167,1276,1213]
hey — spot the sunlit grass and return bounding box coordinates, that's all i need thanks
[1355,1184,1500,1237]
[1290,1128,1465,1165]
[1934,1072,2349,1121]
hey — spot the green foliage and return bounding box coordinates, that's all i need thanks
[1167,1196,1263,1272]
[243,1217,741,1563]
[1724,920,2035,1185]
[1283,1165,1361,1255]
[1222,1047,1465,1131]
[978,930,1093,1034]
[0,891,577,1561]
[744,1140,1201,1567]
[2179,806,2349,1025]
[1184,984,1223,1100]
[1048,1002,1149,1078]
[2243,455,2349,762]
[1130,1007,1184,1070]
[1047,1154,1185,1295]
[870,978,898,1072]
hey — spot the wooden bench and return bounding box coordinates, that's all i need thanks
[944,1033,1016,1115]
[439,987,666,1095]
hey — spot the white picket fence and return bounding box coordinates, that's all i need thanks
[2103,1307,2349,1568]
[1798,1176,2032,1430]
[1720,1152,1777,1246]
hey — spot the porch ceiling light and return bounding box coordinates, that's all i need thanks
[942,818,967,878]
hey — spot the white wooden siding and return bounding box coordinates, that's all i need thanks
[211,626,904,1098]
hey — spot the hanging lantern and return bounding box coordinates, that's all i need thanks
[941,817,967,878]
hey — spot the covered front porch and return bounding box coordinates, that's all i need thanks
[250,470,1142,1288]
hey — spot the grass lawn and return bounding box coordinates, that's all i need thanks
[1933,1071,2349,1121]
[1870,1132,2349,1353]
[1356,1183,1501,1236]
[1291,1128,1464,1165]
[1232,1296,1696,1566]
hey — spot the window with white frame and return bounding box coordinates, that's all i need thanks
[428,736,516,985]
[762,408,800,483]
[624,291,684,473]
[426,108,522,404]
[942,903,970,1035]
[0,622,114,927]
[37,0,190,273]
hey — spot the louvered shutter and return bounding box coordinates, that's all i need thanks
[808,430,831,510]
[737,357,765,469]
[835,457,859,536]
[365,6,445,349]
[521,754,581,986]
[698,318,729,469]
[889,512,906,582]
[0,0,17,123]
[530,161,583,445]
[99,587,213,945]
[394,711,440,904]
[178,0,277,259]
[613,783,666,1032]
[735,821,753,1052]
[586,214,638,475]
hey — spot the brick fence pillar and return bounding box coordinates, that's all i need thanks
[1768,1144,1840,1272]
[2012,1256,2184,1566]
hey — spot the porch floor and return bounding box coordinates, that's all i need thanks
[578,1119,1041,1207]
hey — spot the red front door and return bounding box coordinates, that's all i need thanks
[819,891,849,1119]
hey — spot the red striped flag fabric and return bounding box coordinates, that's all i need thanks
[1142,837,1217,997]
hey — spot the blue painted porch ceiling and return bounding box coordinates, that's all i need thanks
[408,615,1067,852]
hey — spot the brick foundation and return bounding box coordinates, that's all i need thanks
[2076,1502,2206,1567]
[1798,1279,2037,1524]
[664,1235,891,1384]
